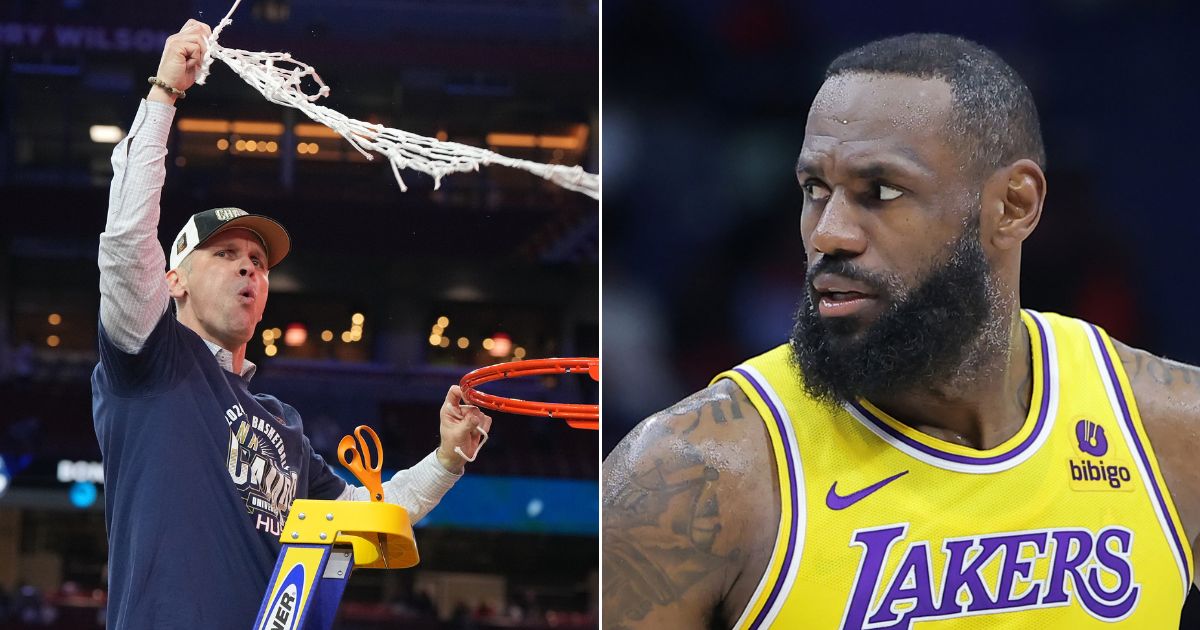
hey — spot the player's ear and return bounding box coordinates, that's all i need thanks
[984,158,1045,250]
[166,268,188,299]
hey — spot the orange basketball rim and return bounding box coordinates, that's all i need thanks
[458,358,599,430]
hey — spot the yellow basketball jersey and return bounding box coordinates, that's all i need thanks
[713,310,1192,629]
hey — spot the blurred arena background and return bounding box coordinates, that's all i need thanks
[602,0,1200,623]
[0,0,598,627]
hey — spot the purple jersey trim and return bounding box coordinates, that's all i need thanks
[1087,324,1192,589]
[733,367,800,630]
[850,313,1052,466]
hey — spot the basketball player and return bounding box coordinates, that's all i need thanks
[603,33,1200,628]
[92,20,491,628]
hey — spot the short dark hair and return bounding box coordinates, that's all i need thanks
[826,33,1046,175]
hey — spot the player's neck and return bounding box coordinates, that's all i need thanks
[227,343,249,374]
[200,331,249,374]
[869,309,1032,451]
[176,310,251,374]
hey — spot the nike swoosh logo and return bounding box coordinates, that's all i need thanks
[826,471,909,510]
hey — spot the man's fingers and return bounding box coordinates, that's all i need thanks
[178,42,201,64]
[461,406,488,427]
[169,32,207,47]
[163,36,206,74]
[470,416,489,445]
[445,385,463,408]
[174,35,208,58]
[181,19,213,37]
[467,414,491,446]
[471,413,492,434]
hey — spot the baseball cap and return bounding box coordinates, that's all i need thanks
[168,207,291,271]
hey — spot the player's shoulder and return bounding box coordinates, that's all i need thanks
[602,381,779,628]
[607,379,769,477]
[1108,338,1200,547]
[1110,338,1200,425]
[660,378,764,435]
[1109,338,1200,474]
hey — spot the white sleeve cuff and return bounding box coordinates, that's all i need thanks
[336,450,461,524]
[134,99,177,147]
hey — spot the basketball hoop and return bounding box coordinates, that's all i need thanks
[459,358,598,430]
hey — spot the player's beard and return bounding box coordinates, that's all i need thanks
[788,217,1003,406]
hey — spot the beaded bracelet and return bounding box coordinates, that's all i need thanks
[147,76,186,99]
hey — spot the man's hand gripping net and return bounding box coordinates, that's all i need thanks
[194,0,598,199]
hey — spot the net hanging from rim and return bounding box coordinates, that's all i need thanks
[195,0,598,199]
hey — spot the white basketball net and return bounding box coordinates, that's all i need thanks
[195,0,598,199]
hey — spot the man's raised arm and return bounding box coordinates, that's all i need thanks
[98,20,210,352]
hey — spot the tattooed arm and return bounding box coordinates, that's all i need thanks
[602,379,780,629]
[1113,340,1200,584]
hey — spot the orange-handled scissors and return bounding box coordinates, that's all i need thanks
[338,425,384,502]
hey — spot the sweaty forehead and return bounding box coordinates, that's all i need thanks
[803,74,957,172]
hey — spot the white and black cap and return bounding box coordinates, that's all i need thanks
[168,207,291,271]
